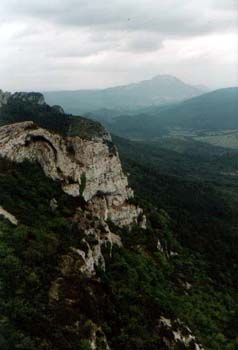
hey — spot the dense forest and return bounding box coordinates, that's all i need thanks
[1,155,238,349]
[113,136,238,349]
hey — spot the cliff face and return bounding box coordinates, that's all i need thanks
[0,90,11,107]
[0,121,143,228]
[0,90,145,288]
[0,90,45,107]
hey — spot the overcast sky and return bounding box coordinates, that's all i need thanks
[0,0,237,91]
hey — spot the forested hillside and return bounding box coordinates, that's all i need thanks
[96,88,238,142]
[0,95,237,350]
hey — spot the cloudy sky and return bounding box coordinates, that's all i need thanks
[0,0,237,91]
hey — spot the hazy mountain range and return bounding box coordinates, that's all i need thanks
[100,87,238,138]
[44,74,205,115]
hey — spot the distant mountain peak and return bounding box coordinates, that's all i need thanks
[151,74,181,81]
[44,74,204,115]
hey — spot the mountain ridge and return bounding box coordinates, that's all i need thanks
[43,74,204,115]
[100,87,238,140]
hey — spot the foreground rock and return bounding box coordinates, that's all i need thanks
[0,121,145,228]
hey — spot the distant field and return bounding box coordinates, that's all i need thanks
[165,128,238,150]
[195,130,238,149]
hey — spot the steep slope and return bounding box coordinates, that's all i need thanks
[112,134,238,184]
[0,157,207,350]
[0,91,237,350]
[43,75,204,115]
[115,144,238,350]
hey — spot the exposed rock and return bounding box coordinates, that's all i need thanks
[48,277,64,302]
[157,316,205,350]
[0,90,45,107]
[11,92,45,105]
[0,206,18,225]
[184,281,192,290]
[110,232,123,247]
[0,90,11,107]
[0,121,143,227]
[50,198,58,212]
[170,251,179,257]
[51,105,65,114]
[157,239,164,252]
[90,323,111,350]
[69,210,121,277]
[88,194,145,227]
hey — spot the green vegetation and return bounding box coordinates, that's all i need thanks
[0,93,238,349]
[93,88,238,142]
[113,134,238,185]
[0,97,106,140]
[80,173,87,196]
[0,150,237,349]
[195,130,238,149]
[0,158,78,226]
[0,159,96,349]
[108,136,238,349]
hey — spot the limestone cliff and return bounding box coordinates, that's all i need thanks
[0,89,45,107]
[0,90,145,291]
[0,121,144,228]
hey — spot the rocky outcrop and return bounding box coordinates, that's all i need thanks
[89,323,111,350]
[0,121,144,228]
[11,92,45,105]
[0,206,18,225]
[48,209,115,349]
[49,217,113,298]
[0,90,45,107]
[58,209,121,279]
[0,90,11,107]
[157,316,204,350]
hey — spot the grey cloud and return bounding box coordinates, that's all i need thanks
[120,32,163,52]
[211,0,237,10]
[1,0,237,37]
[0,0,236,60]
[0,0,237,91]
